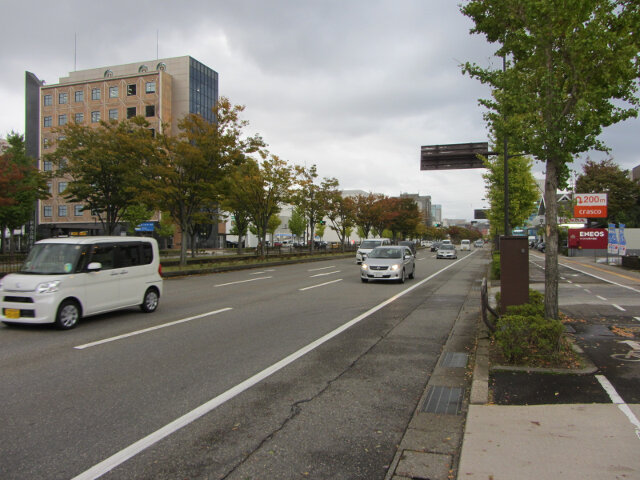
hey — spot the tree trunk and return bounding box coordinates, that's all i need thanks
[544,159,560,320]
[179,226,188,266]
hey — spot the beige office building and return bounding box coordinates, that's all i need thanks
[26,56,219,241]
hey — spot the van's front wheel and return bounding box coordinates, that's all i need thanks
[140,288,159,313]
[55,300,80,330]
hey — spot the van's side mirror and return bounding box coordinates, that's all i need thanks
[87,262,102,271]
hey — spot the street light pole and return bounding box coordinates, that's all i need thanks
[503,55,510,236]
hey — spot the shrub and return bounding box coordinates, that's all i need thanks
[491,251,500,280]
[494,314,564,364]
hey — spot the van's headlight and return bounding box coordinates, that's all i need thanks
[361,263,369,270]
[36,281,61,294]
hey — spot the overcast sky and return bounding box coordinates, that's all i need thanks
[1,1,638,220]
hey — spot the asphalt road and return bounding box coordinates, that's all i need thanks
[0,248,487,480]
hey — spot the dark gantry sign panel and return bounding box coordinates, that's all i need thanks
[420,142,490,170]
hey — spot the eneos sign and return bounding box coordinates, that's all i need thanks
[568,228,608,249]
[574,193,607,218]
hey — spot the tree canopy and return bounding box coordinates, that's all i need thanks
[462,0,640,319]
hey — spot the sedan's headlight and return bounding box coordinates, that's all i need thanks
[36,280,61,294]
[390,264,400,271]
[361,263,369,270]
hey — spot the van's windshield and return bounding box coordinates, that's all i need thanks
[20,244,86,274]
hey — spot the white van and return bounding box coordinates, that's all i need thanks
[0,236,163,329]
[460,239,471,251]
[356,238,391,264]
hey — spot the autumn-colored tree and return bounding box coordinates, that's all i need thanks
[575,158,640,227]
[462,0,640,319]
[0,133,49,253]
[353,193,386,240]
[326,192,356,251]
[147,98,265,265]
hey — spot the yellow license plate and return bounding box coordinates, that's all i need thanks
[5,308,20,319]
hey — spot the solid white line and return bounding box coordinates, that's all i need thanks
[299,279,343,291]
[308,265,336,271]
[214,276,272,287]
[555,261,640,294]
[72,249,476,480]
[597,295,608,301]
[634,317,640,322]
[74,308,233,350]
[310,270,340,278]
[612,304,626,312]
[595,375,640,440]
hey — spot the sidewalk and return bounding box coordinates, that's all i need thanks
[458,254,640,479]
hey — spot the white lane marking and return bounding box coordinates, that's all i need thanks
[308,265,336,271]
[596,375,640,440]
[299,279,343,291]
[310,270,340,278]
[72,249,476,480]
[74,308,233,350]
[613,304,626,312]
[597,295,608,301]
[584,289,592,294]
[555,261,640,294]
[634,317,640,322]
[567,280,573,284]
[575,284,582,288]
[214,276,272,287]
[249,270,275,275]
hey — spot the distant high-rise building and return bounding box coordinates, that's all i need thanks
[25,56,219,242]
[400,193,432,227]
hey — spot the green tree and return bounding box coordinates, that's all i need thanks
[288,206,307,244]
[121,204,155,235]
[482,147,539,235]
[221,164,254,254]
[575,158,640,227]
[49,117,158,235]
[234,155,294,257]
[462,0,640,319]
[0,133,49,253]
[292,165,338,252]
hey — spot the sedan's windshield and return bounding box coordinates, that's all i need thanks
[19,244,86,274]
[439,245,455,250]
[368,248,402,259]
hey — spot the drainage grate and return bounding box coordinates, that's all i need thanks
[421,386,463,415]
[440,352,468,368]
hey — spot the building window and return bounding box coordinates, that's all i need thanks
[47,182,52,194]
[44,94,52,106]
[109,86,119,98]
[59,92,68,104]
[127,107,136,118]
[58,114,67,126]
[145,81,156,94]
[145,105,155,117]
[43,138,50,149]
[43,160,53,171]
[127,84,137,96]
[58,205,68,217]
[75,90,84,102]
[74,205,84,216]
[91,111,100,123]
[43,116,52,127]
[75,113,84,124]
[109,109,118,120]
[58,181,68,194]
[92,88,101,100]
[43,205,52,217]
